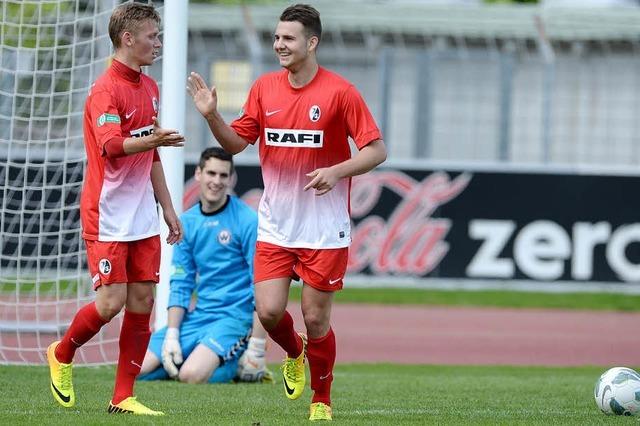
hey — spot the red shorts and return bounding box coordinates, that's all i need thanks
[254,241,348,292]
[85,236,161,289]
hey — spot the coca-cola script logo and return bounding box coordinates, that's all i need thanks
[349,170,471,276]
[183,169,471,277]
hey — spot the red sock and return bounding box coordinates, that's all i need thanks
[112,310,151,405]
[267,311,303,358]
[307,328,336,406]
[55,302,109,364]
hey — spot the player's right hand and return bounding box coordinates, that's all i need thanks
[148,116,185,148]
[161,327,183,379]
[186,72,218,119]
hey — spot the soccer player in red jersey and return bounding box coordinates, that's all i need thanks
[188,4,386,421]
[46,3,184,416]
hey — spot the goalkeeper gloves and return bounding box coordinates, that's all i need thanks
[161,327,183,379]
[237,337,267,382]
[244,336,266,362]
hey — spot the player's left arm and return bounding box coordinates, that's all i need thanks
[150,159,183,244]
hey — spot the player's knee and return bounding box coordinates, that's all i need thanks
[302,311,329,337]
[97,297,126,320]
[178,366,210,384]
[128,293,154,313]
[256,307,280,330]
[142,294,154,311]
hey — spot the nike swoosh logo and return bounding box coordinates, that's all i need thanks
[125,109,136,119]
[51,381,71,403]
[131,360,142,368]
[283,373,296,395]
[319,373,331,380]
[328,278,342,285]
[266,109,282,117]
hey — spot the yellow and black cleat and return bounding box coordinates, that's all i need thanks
[309,402,333,421]
[47,341,75,408]
[107,396,164,416]
[260,366,275,384]
[281,332,307,400]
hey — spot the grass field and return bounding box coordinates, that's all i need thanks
[3,287,639,423]
[3,363,636,425]
[3,280,640,311]
[291,287,640,312]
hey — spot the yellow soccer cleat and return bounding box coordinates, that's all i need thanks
[47,341,75,408]
[281,332,307,400]
[261,366,275,384]
[107,397,165,416]
[309,402,333,421]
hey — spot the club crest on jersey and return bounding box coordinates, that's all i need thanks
[218,229,231,245]
[309,105,321,122]
[265,128,323,148]
[152,97,159,113]
[98,258,112,275]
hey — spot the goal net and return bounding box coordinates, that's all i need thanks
[0,0,141,365]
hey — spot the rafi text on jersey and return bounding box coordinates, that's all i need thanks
[265,128,323,148]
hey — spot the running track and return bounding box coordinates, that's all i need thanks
[3,303,639,366]
[267,303,640,367]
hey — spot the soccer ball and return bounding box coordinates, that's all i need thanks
[594,367,640,416]
[235,350,267,383]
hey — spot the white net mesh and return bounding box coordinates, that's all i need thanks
[0,0,133,365]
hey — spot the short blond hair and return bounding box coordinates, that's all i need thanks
[108,2,161,49]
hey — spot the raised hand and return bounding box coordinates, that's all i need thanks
[186,72,218,118]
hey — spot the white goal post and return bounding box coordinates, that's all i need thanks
[157,0,188,331]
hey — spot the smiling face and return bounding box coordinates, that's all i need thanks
[196,157,232,213]
[273,20,317,72]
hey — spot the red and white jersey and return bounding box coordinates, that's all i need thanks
[81,59,160,241]
[231,67,381,249]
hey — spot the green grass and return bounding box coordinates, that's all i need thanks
[4,281,639,311]
[0,280,82,296]
[2,364,635,425]
[287,287,640,312]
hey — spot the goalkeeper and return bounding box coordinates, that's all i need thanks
[139,147,272,384]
